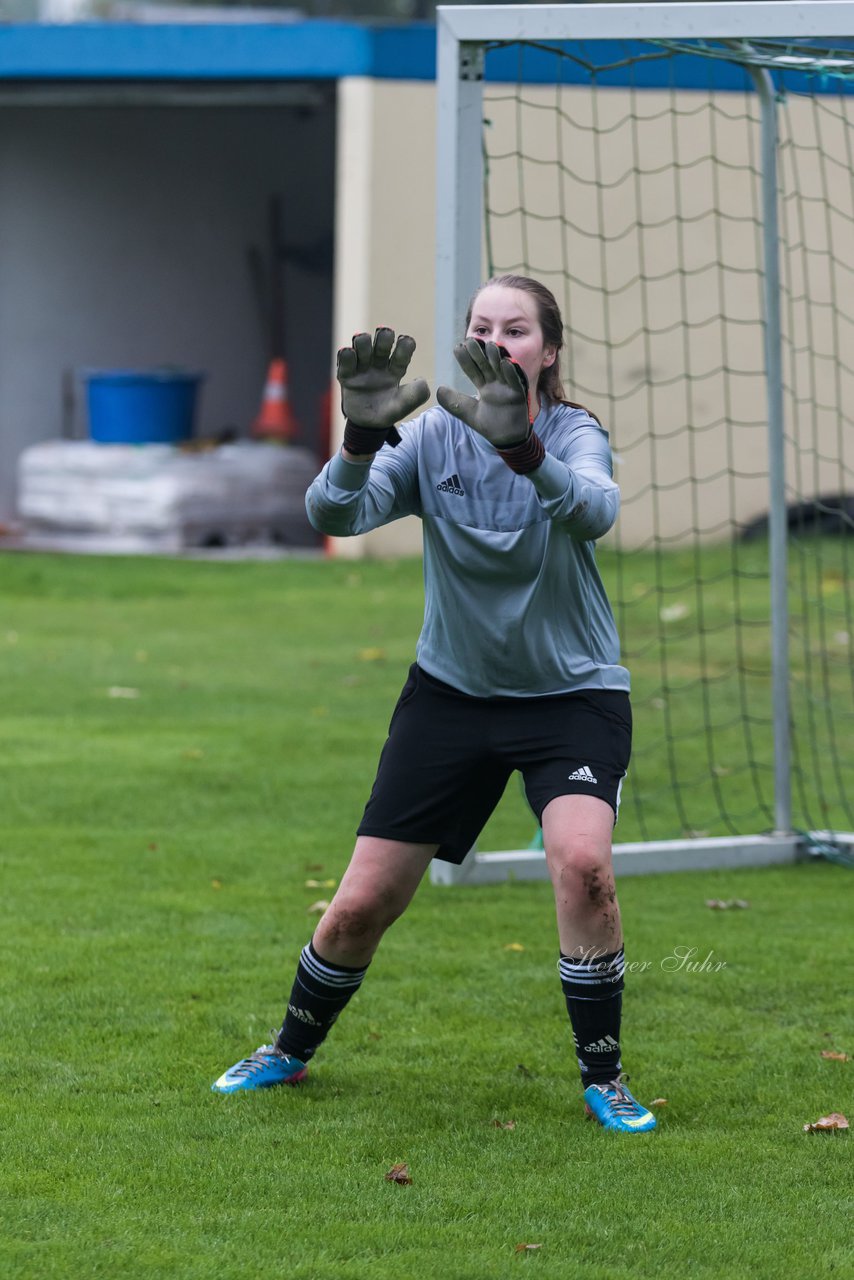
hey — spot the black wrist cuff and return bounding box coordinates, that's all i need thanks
[343,420,401,455]
[497,431,546,475]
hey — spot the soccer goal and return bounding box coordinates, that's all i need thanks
[431,2,854,885]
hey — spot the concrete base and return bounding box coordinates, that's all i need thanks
[429,831,854,885]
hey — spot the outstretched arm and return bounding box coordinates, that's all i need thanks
[306,328,429,537]
[529,428,621,541]
[438,339,618,539]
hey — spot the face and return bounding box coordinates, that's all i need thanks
[466,285,557,407]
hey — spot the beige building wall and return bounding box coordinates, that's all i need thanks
[332,78,852,556]
[331,77,437,559]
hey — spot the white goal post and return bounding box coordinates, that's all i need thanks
[431,2,854,885]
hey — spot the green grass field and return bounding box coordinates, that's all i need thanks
[0,551,851,1280]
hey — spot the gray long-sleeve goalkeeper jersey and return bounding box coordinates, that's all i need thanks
[305,399,630,698]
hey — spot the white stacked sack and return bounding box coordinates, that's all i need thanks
[17,441,320,551]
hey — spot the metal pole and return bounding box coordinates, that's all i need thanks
[435,16,485,392]
[750,66,791,836]
[431,19,485,885]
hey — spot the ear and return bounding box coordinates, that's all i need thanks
[542,345,557,370]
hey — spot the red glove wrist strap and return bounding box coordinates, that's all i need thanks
[497,431,546,475]
[342,420,401,455]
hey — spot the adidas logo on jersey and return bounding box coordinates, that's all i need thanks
[568,765,598,784]
[583,1035,620,1054]
[437,473,465,496]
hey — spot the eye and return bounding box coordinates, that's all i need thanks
[506,328,526,338]
[472,325,489,335]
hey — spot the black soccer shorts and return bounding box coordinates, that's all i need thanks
[356,663,632,864]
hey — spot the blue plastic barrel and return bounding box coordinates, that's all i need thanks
[86,368,204,445]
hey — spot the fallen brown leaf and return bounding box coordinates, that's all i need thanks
[820,1050,849,1062]
[504,942,525,952]
[385,1162,412,1185]
[307,900,330,915]
[211,879,223,890]
[359,647,386,662]
[705,898,750,910]
[305,878,337,889]
[650,1098,668,1107]
[803,1112,849,1132]
[490,1119,516,1129]
[516,1063,534,1078]
[514,1243,543,1254]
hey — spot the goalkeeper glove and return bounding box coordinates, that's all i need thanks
[436,338,532,447]
[337,328,430,455]
[437,339,545,474]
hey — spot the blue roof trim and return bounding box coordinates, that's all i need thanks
[485,40,751,90]
[0,22,435,82]
[371,25,435,81]
[0,23,850,92]
[484,38,854,94]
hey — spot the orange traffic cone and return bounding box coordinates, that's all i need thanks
[252,358,298,441]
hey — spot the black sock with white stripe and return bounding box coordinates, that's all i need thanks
[275,940,368,1063]
[558,947,625,1087]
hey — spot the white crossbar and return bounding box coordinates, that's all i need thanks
[439,3,854,43]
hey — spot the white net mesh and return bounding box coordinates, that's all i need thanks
[482,39,853,840]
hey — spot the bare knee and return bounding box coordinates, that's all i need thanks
[547,836,616,909]
[317,888,404,952]
[312,837,435,963]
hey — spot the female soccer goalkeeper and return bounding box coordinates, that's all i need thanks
[212,274,656,1133]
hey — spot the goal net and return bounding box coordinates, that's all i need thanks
[433,4,854,881]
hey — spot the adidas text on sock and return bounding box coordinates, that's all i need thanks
[276,940,368,1063]
[559,947,625,1086]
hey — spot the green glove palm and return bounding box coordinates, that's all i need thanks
[337,328,430,436]
[436,339,531,448]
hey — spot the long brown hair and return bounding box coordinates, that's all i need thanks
[465,274,600,424]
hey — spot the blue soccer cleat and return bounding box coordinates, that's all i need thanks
[211,1042,308,1094]
[583,1074,657,1132]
